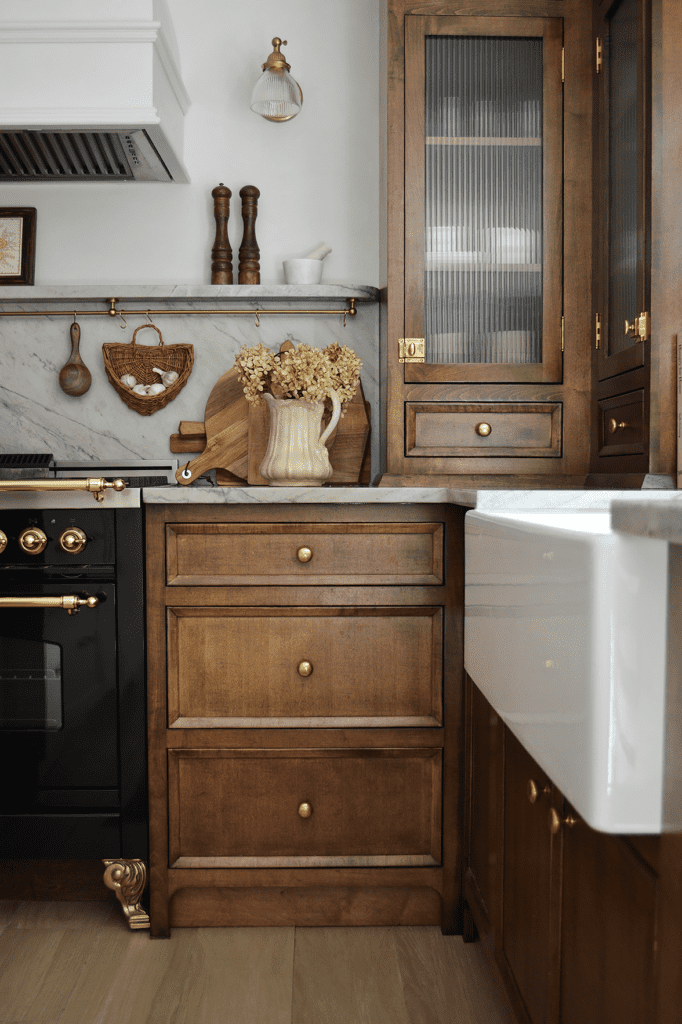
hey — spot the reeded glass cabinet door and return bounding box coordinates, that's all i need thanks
[596,0,649,380]
[404,16,563,384]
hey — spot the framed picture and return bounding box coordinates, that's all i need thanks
[0,208,36,285]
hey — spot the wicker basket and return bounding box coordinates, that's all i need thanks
[102,323,194,416]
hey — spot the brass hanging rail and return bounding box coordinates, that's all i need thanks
[0,296,358,321]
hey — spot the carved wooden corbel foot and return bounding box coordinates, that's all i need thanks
[102,859,150,930]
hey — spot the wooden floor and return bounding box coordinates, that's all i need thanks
[0,898,516,1024]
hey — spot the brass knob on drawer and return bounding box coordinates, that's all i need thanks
[59,527,87,554]
[475,422,492,437]
[18,527,48,554]
[298,660,313,677]
[0,530,6,554]
[298,802,313,818]
[608,418,628,434]
[527,779,551,804]
[297,546,313,563]
[548,807,579,835]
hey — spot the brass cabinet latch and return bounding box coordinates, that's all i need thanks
[624,311,650,342]
[399,338,425,363]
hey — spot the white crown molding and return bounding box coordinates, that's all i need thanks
[0,108,160,126]
[0,22,161,43]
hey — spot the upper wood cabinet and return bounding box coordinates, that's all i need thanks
[594,0,650,383]
[382,1,594,485]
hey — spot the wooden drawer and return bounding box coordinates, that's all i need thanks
[166,522,444,585]
[168,747,442,868]
[167,606,443,728]
[597,390,645,456]
[406,402,562,457]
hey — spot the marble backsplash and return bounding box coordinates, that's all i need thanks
[0,286,381,480]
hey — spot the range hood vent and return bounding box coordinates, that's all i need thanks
[0,1,190,184]
[0,130,172,182]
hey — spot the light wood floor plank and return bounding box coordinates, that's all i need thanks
[170,928,295,1024]
[393,926,516,1024]
[0,925,95,1022]
[10,899,116,931]
[292,927,411,1024]
[59,924,295,1024]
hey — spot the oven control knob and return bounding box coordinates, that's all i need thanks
[59,527,87,554]
[0,530,6,555]
[18,527,48,555]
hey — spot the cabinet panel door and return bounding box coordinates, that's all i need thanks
[167,606,443,728]
[501,728,558,1024]
[560,816,658,1024]
[168,747,442,868]
[404,15,563,384]
[596,0,650,380]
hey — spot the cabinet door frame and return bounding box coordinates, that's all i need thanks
[404,14,564,385]
[595,0,651,381]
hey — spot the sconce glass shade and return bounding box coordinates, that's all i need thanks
[250,37,303,122]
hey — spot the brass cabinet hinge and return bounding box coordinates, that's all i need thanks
[636,310,650,342]
[562,47,565,83]
[561,316,565,352]
[596,37,603,74]
[398,338,425,363]
[595,312,601,349]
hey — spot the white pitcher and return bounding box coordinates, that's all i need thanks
[260,390,341,486]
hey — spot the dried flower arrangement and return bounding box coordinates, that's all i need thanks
[235,340,362,410]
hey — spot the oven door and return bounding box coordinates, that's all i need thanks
[0,580,120,856]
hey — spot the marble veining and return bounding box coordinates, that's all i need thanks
[0,284,379,302]
[143,485,479,505]
[0,291,380,472]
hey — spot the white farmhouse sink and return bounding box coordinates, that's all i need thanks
[465,509,669,833]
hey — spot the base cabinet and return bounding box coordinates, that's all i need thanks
[464,675,660,1024]
[146,504,464,935]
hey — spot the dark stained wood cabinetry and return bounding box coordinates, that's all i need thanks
[382,0,594,485]
[146,503,465,936]
[464,675,662,1024]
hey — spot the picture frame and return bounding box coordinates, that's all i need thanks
[0,207,36,285]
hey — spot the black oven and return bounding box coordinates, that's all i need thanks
[0,492,148,861]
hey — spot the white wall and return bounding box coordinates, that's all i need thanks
[0,0,380,287]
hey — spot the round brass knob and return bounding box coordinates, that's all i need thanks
[18,527,48,555]
[297,546,313,563]
[298,802,313,818]
[298,660,313,678]
[608,418,628,434]
[527,779,551,804]
[548,807,579,835]
[0,530,6,554]
[59,527,87,554]
[84,596,99,609]
[475,422,492,437]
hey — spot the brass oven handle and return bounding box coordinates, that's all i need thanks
[0,530,7,554]
[0,595,99,615]
[0,478,126,503]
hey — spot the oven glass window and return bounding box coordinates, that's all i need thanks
[0,636,62,730]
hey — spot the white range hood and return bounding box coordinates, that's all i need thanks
[0,0,190,182]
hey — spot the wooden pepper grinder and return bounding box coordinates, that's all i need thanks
[211,183,233,284]
[238,185,260,284]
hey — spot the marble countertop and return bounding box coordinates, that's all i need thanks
[142,485,681,509]
[611,496,682,543]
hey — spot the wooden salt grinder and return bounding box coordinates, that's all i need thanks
[238,185,260,284]
[211,183,233,284]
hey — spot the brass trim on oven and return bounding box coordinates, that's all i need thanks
[0,595,99,615]
[0,478,126,502]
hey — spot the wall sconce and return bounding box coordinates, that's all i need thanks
[250,37,302,122]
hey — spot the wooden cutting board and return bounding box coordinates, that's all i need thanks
[175,366,249,485]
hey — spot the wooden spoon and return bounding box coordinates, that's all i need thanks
[59,321,92,396]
